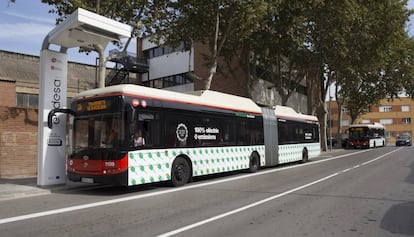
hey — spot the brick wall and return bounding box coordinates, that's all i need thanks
[193,42,248,97]
[0,106,38,178]
[0,80,16,107]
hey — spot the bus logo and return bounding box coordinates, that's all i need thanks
[176,123,188,142]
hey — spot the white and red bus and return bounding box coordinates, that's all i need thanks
[49,84,320,186]
[348,123,386,148]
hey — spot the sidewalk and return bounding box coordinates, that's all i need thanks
[0,178,51,201]
[0,177,96,201]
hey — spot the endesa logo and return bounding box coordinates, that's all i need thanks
[51,57,62,63]
[50,57,63,71]
[51,78,62,125]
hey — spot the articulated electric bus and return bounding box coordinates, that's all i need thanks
[348,123,386,148]
[49,84,320,187]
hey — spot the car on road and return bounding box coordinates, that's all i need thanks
[395,135,412,146]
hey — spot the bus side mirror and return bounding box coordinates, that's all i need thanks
[47,108,76,129]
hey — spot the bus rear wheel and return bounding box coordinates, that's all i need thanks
[171,157,191,187]
[302,148,309,163]
[248,152,260,173]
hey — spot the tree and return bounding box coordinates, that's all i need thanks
[336,0,414,125]
[247,0,313,106]
[150,0,268,90]
[305,0,412,151]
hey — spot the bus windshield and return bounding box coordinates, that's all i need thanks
[349,127,368,140]
[73,113,123,151]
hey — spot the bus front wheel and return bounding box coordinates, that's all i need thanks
[171,157,191,187]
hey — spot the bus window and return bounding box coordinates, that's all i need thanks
[129,112,162,148]
[221,121,236,145]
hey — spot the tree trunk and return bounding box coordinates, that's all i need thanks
[335,84,344,148]
[246,50,258,99]
[204,4,220,90]
[316,101,328,151]
[204,60,217,90]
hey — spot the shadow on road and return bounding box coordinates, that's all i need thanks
[405,160,414,185]
[380,202,414,235]
[380,160,414,235]
[50,170,247,197]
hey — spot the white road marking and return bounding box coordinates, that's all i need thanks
[158,148,403,237]
[0,148,401,225]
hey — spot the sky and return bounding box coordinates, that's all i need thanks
[0,0,413,65]
[0,0,136,65]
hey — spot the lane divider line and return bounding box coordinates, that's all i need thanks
[158,148,403,237]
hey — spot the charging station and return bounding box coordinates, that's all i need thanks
[37,8,131,186]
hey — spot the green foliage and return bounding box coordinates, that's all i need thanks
[330,0,413,123]
[148,0,268,89]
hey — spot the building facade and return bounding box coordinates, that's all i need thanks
[327,97,414,144]
[0,50,96,178]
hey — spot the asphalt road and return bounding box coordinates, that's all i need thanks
[0,147,413,237]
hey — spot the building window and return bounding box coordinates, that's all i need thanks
[341,120,350,126]
[386,131,394,138]
[402,118,411,124]
[379,105,392,112]
[401,105,410,112]
[17,93,72,108]
[143,73,193,89]
[16,93,38,108]
[144,42,186,59]
[341,107,349,114]
[362,119,371,124]
[380,118,393,125]
[327,119,334,128]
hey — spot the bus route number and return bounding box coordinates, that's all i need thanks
[87,100,107,111]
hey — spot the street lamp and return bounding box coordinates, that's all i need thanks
[38,8,131,186]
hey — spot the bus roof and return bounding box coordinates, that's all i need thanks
[274,105,318,122]
[349,122,385,129]
[74,84,262,114]
[74,84,318,122]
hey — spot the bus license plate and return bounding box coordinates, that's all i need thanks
[81,177,94,183]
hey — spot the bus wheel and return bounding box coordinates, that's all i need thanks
[248,152,260,173]
[302,148,309,163]
[171,157,191,187]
